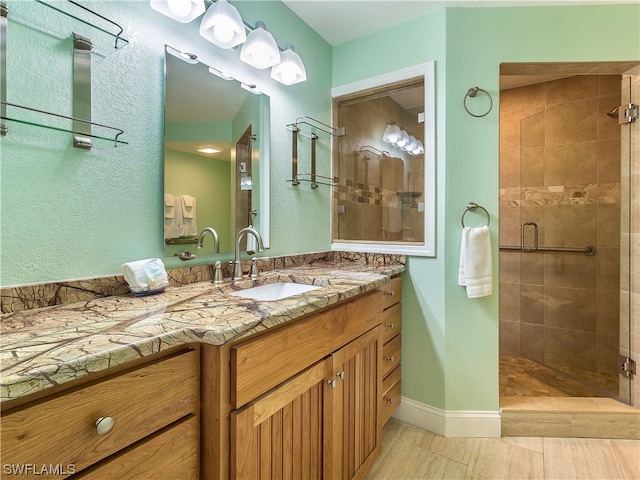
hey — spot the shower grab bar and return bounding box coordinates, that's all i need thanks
[499,245,597,255]
[502,221,596,255]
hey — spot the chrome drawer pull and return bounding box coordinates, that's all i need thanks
[385,396,394,404]
[387,356,395,363]
[336,371,345,380]
[386,291,395,297]
[327,379,337,389]
[95,416,115,436]
[388,323,395,329]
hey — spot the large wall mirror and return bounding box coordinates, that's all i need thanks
[331,63,435,257]
[163,46,270,257]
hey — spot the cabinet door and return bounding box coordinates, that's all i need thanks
[326,327,381,480]
[231,359,331,480]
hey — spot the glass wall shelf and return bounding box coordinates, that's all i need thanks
[1,101,127,146]
[34,0,128,50]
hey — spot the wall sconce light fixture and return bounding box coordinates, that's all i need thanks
[240,21,280,69]
[150,0,205,23]
[270,44,306,85]
[151,0,307,85]
[382,121,402,144]
[199,0,246,49]
[383,122,424,156]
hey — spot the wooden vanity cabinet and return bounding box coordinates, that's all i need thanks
[1,347,199,480]
[204,290,384,480]
[380,276,402,424]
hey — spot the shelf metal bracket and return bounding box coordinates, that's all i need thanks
[73,32,93,149]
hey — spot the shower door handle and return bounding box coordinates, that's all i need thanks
[521,222,538,252]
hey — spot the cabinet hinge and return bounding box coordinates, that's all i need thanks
[618,103,638,125]
[618,355,636,377]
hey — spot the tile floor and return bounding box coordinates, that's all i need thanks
[499,354,619,398]
[367,418,640,480]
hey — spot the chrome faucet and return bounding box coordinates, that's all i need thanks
[197,227,220,254]
[233,226,264,280]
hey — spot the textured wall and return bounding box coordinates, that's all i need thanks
[0,0,332,286]
[333,4,640,412]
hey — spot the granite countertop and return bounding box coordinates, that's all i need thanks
[0,260,404,403]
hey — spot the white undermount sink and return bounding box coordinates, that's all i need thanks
[229,282,321,301]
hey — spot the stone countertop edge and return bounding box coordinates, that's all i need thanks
[0,263,405,403]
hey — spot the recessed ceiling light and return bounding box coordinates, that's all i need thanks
[197,147,222,154]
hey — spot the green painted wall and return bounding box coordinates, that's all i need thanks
[0,0,332,286]
[164,149,233,254]
[2,1,638,415]
[334,4,640,411]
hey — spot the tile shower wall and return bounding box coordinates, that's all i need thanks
[334,94,424,242]
[499,76,622,388]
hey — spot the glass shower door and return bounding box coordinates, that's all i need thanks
[517,74,632,401]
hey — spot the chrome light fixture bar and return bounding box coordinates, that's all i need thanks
[150,0,205,23]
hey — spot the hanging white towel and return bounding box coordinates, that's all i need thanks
[179,195,198,237]
[164,194,178,240]
[458,226,493,298]
[387,200,402,233]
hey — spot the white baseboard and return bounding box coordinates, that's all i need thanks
[393,396,501,437]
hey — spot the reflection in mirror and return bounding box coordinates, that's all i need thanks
[332,63,435,256]
[163,46,270,258]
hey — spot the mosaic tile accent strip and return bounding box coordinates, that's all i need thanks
[500,183,621,207]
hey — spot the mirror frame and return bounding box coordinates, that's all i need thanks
[330,62,436,257]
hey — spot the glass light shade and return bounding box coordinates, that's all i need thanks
[199,0,246,49]
[240,22,281,69]
[395,129,409,148]
[402,135,417,152]
[150,0,205,23]
[382,123,402,144]
[271,45,306,85]
[412,140,424,155]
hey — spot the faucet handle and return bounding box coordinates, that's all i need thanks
[213,261,224,284]
[250,258,259,280]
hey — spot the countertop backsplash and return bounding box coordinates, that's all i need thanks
[0,251,405,314]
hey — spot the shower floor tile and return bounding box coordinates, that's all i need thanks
[500,354,618,398]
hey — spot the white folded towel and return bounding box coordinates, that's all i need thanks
[246,226,258,254]
[164,194,177,240]
[458,226,493,298]
[387,200,402,233]
[179,195,198,236]
[122,258,169,294]
[181,194,195,218]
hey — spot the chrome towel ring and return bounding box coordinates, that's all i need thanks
[461,202,490,228]
[463,86,493,118]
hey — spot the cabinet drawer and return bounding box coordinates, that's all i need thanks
[1,349,198,478]
[381,276,402,310]
[382,334,401,379]
[382,302,402,344]
[77,416,199,480]
[383,364,401,396]
[381,379,401,425]
[231,292,382,409]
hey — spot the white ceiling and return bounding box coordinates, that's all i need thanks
[282,0,639,46]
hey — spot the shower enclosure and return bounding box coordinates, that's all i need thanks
[499,72,635,403]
